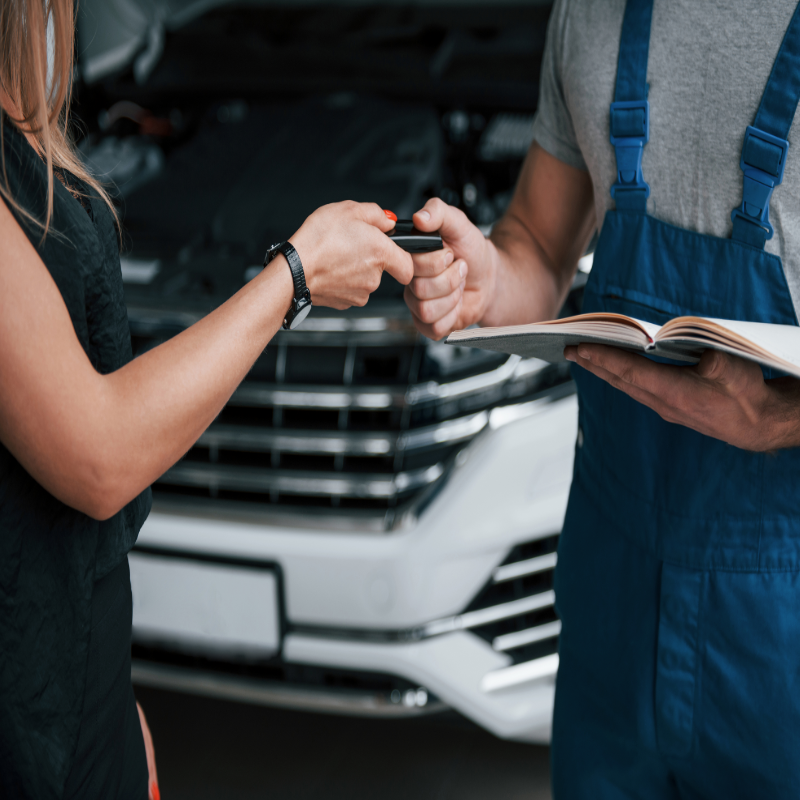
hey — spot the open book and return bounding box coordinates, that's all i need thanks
[446,313,800,380]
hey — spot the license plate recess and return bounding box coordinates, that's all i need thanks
[129,549,282,658]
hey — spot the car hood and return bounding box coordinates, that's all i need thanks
[78,0,546,83]
[78,0,251,83]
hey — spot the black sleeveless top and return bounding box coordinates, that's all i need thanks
[0,119,151,798]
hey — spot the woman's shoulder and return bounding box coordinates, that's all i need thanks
[1,112,31,157]
[0,116,49,218]
[1,116,109,257]
[0,115,128,364]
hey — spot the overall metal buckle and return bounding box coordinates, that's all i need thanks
[731,126,789,240]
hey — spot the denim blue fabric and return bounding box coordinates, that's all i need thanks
[752,1,800,140]
[551,1,800,796]
[614,0,653,103]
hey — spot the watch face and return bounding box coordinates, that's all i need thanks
[289,302,312,330]
[263,242,283,265]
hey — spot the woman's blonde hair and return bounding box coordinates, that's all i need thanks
[0,0,118,237]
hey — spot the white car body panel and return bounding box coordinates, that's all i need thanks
[133,391,578,741]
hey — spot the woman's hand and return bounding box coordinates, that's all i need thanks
[0,195,410,520]
[290,201,414,309]
[403,197,497,340]
[136,702,160,800]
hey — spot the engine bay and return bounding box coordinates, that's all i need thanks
[74,2,552,310]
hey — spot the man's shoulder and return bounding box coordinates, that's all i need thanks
[552,0,625,46]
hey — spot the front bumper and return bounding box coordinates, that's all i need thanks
[131,386,578,742]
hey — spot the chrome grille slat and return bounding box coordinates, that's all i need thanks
[422,590,555,637]
[296,316,418,335]
[464,535,561,665]
[196,411,489,457]
[459,590,555,628]
[492,620,562,652]
[228,354,544,412]
[406,355,522,405]
[400,411,488,451]
[128,308,420,341]
[161,462,444,499]
[492,552,558,584]
[229,385,403,410]
[198,426,394,455]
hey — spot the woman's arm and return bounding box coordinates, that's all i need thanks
[0,198,412,520]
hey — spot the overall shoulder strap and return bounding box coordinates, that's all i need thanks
[732,2,800,248]
[610,0,654,212]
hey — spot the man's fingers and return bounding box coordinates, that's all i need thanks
[413,197,448,232]
[694,349,725,381]
[580,343,766,404]
[412,248,455,278]
[413,197,473,244]
[404,282,463,326]
[567,343,691,410]
[574,344,691,399]
[694,348,764,389]
[566,343,740,428]
[410,260,467,300]
[409,296,463,341]
[382,243,414,285]
[566,342,782,449]
[405,283,464,325]
[566,346,681,420]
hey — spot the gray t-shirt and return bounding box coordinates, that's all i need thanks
[532,0,800,314]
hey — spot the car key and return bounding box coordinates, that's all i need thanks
[387,220,443,252]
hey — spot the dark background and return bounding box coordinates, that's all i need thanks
[136,686,552,799]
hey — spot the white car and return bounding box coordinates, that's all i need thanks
[77,0,577,743]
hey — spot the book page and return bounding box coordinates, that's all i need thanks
[446,313,657,362]
[448,313,657,345]
[657,317,800,379]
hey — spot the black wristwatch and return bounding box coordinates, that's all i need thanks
[264,241,312,330]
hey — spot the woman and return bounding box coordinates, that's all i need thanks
[0,1,414,798]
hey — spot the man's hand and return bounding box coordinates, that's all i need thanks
[404,197,496,340]
[403,145,596,340]
[565,344,800,452]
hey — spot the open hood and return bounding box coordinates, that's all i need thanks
[78,0,248,83]
[76,0,547,84]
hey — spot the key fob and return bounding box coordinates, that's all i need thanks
[387,220,443,253]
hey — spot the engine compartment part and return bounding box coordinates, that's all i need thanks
[75,3,556,282]
[117,95,442,283]
[479,113,536,161]
[79,135,165,197]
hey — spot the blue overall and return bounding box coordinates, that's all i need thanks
[551,2,800,797]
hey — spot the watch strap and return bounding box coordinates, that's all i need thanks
[278,241,307,298]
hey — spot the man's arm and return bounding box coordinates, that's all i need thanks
[403,144,800,453]
[404,143,596,340]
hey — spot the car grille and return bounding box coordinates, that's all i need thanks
[129,307,567,525]
[458,535,560,665]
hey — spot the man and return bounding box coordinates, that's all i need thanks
[405,0,800,797]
